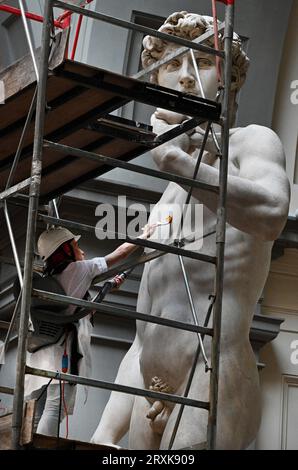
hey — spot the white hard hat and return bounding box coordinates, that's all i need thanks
[37,227,81,261]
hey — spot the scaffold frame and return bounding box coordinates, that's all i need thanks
[0,0,235,451]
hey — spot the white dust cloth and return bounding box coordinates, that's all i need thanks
[25,257,107,413]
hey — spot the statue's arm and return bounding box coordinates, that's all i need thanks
[152,121,290,240]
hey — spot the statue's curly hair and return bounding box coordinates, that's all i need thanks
[142,11,250,93]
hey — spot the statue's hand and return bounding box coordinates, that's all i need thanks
[155,108,188,125]
[151,112,190,154]
[150,112,192,171]
[188,126,220,154]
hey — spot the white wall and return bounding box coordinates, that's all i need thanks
[257,5,298,447]
[272,1,298,216]
[256,248,298,449]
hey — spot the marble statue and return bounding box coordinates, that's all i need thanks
[91,12,290,449]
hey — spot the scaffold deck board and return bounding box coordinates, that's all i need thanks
[0,39,220,203]
[0,399,36,450]
[26,433,122,450]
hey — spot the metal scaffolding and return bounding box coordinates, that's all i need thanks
[0,0,235,450]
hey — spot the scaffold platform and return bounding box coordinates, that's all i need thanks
[0,32,220,204]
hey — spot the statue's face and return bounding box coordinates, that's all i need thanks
[157,46,218,100]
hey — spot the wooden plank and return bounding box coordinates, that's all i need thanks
[0,51,217,201]
[0,82,116,163]
[0,399,36,449]
[0,29,69,101]
[31,433,122,450]
[0,321,10,331]
[0,127,143,192]
[0,413,12,450]
[0,99,152,193]
[0,385,14,394]
[38,139,144,198]
[0,77,79,132]
[20,399,36,446]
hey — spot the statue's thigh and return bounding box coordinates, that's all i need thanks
[160,404,208,450]
[129,396,162,450]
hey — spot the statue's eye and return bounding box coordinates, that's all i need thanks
[166,59,181,70]
[196,57,213,67]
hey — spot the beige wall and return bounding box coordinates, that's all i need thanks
[257,2,298,449]
[256,248,298,449]
[272,2,298,216]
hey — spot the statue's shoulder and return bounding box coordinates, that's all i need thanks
[231,124,281,143]
[231,124,285,162]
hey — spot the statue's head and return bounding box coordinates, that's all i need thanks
[142,11,249,120]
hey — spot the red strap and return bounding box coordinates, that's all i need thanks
[217,0,234,5]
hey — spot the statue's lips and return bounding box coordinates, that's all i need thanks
[178,87,200,97]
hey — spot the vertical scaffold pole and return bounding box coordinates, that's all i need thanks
[207,0,234,450]
[11,0,53,449]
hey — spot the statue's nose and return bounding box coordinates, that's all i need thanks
[179,75,195,88]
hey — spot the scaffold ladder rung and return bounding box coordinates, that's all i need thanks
[32,289,214,336]
[25,366,210,410]
[43,140,220,195]
[39,213,217,264]
[0,178,31,201]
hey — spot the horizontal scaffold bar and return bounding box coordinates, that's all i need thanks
[39,214,217,264]
[53,1,224,58]
[135,23,225,80]
[92,228,216,283]
[93,249,166,283]
[0,178,31,201]
[43,141,220,195]
[0,385,14,395]
[53,68,221,123]
[32,289,213,336]
[26,366,210,410]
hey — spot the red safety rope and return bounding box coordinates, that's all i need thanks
[57,0,95,60]
[56,0,94,26]
[61,333,69,439]
[216,0,235,5]
[0,4,64,28]
[71,13,84,60]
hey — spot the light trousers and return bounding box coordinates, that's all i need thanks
[29,383,75,436]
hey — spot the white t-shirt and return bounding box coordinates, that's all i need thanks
[25,257,108,410]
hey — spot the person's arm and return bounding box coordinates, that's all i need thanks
[105,224,156,268]
[151,114,290,241]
